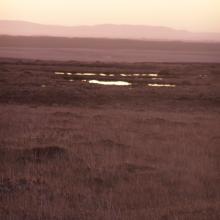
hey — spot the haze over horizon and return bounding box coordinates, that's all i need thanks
[1,19,220,35]
[1,0,220,33]
[1,20,220,42]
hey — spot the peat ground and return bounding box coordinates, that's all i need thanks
[0,58,220,219]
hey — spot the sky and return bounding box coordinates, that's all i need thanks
[0,0,220,32]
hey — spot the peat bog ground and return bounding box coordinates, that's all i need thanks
[0,58,220,219]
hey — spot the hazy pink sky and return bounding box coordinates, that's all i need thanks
[1,0,220,32]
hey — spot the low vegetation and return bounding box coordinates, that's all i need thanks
[0,59,219,219]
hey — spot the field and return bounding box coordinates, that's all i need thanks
[1,36,220,63]
[0,58,220,219]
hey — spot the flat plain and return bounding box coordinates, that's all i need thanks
[1,36,220,63]
[0,58,220,219]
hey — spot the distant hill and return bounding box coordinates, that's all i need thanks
[0,20,220,42]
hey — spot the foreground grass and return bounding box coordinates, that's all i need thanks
[0,104,219,220]
[0,59,219,219]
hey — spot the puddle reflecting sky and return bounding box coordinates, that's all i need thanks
[88,80,131,86]
[55,72,65,75]
[75,73,97,76]
[148,83,176,87]
[54,71,178,88]
[99,73,107,76]
[148,74,158,77]
[117,73,159,77]
[55,72,159,78]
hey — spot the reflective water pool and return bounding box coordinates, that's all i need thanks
[54,71,177,88]
[75,73,97,76]
[88,80,131,86]
[148,83,176,87]
[55,72,65,75]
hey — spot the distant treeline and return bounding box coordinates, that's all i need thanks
[0,35,220,51]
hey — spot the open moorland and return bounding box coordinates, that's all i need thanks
[0,58,220,219]
[1,36,220,63]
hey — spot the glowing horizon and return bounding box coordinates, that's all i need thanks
[1,0,220,33]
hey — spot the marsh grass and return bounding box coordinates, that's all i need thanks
[0,60,219,219]
[0,104,219,220]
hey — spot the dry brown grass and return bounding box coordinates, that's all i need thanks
[0,59,220,219]
[0,104,219,220]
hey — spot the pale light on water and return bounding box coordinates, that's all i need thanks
[75,73,97,76]
[88,80,131,86]
[55,72,65,75]
[148,74,158,77]
[53,71,177,87]
[148,83,176,87]
[55,72,160,78]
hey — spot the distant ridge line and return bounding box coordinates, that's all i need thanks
[0,20,220,42]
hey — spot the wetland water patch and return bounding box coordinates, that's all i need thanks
[148,83,176,88]
[88,80,131,86]
[55,72,65,75]
[55,72,159,78]
[54,72,177,87]
[75,73,97,76]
